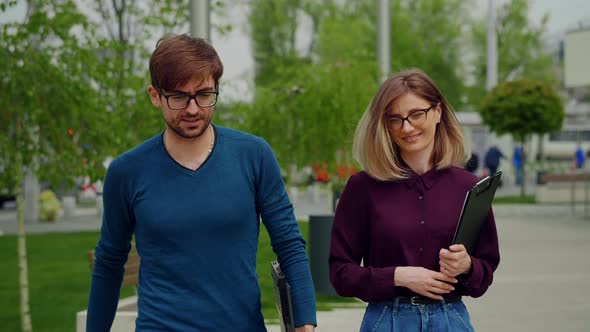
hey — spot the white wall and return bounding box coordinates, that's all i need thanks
[564,29,590,88]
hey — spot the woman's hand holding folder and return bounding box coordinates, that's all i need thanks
[439,244,473,277]
[394,267,458,300]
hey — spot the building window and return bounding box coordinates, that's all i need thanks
[549,130,590,141]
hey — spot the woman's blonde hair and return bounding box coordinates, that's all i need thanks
[353,68,468,181]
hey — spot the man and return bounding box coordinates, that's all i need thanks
[87,34,316,332]
[512,145,523,185]
[575,143,585,169]
[464,152,479,175]
[484,145,504,177]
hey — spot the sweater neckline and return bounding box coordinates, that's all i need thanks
[158,124,218,177]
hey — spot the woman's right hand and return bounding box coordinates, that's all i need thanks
[394,266,458,300]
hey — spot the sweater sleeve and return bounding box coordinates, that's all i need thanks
[458,208,500,297]
[255,139,317,327]
[86,157,135,332]
[328,173,399,302]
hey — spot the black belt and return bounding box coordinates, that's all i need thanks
[396,296,462,305]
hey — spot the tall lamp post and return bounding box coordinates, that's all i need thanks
[377,0,391,83]
[486,0,498,91]
[190,0,210,40]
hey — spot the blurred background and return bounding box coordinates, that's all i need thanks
[1,0,589,331]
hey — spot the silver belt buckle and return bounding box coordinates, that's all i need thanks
[410,296,420,305]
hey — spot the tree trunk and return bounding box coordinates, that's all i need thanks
[16,116,33,331]
[16,176,33,332]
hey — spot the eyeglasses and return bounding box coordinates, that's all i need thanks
[386,104,437,131]
[159,90,219,110]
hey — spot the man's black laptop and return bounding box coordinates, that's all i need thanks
[271,261,295,332]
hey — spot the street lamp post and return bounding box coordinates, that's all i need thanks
[486,0,497,91]
[377,0,391,83]
[190,0,210,40]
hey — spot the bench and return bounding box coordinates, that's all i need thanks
[539,173,590,216]
[87,245,140,291]
[77,246,141,332]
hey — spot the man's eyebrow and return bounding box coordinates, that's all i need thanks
[168,87,216,95]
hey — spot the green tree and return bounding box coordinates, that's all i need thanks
[249,0,308,87]
[479,79,564,196]
[246,0,475,176]
[469,0,555,106]
[246,0,375,171]
[389,0,471,109]
[0,1,114,330]
[82,0,234,154]
[81,0,191,154]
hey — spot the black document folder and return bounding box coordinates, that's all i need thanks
[271,261,295,332]
[452,171,502,253]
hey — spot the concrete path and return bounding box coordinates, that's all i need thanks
[464,209,590,332]
[267,206,590,332]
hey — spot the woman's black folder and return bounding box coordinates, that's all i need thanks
[452,171,502,253]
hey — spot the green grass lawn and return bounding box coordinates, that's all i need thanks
[0,223,358,331]
[493,195,536,204]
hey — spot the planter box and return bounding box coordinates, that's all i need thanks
[76,296,137,332]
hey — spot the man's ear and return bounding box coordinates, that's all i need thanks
[147,85,162,107]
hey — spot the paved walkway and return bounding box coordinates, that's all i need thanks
[2,180,590,331]
[269,204,590,332]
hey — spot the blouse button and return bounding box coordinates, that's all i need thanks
[420,220,425,225]
[418,247,423,252]
[418,195,423,200]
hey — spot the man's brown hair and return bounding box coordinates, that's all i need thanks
[149,34,224,92]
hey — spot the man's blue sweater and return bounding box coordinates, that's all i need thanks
[87,125,317,331]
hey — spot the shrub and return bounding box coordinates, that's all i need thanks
[39,190,61,222]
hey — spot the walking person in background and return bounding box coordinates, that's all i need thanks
[329,69,500,332]
[513,145,524,185]
[464,152,479,175]
[574,143,585,171]
[484,145,504,177]
[86,34,316,332]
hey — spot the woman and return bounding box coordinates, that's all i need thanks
[329,69,500,331]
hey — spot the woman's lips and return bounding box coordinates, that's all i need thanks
[403,133,421,142]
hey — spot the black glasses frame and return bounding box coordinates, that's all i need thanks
[158,90,219,110]
[386,104,438,130]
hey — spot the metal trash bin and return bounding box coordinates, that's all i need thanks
[309,214,338,296]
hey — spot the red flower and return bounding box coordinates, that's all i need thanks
[315,169,330,182]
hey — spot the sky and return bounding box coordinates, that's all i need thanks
[528,0,590,36]
[1,0,589,101]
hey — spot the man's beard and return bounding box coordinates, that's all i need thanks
[166,116,211,139]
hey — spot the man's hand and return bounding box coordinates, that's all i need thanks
[439,244,472,277]
[394,266,457,300]
[295,324,315,332]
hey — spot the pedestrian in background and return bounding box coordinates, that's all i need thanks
[465,152,479,175]
[513,145,524,185]
[484,145,504,177]
[574,143,585,170]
